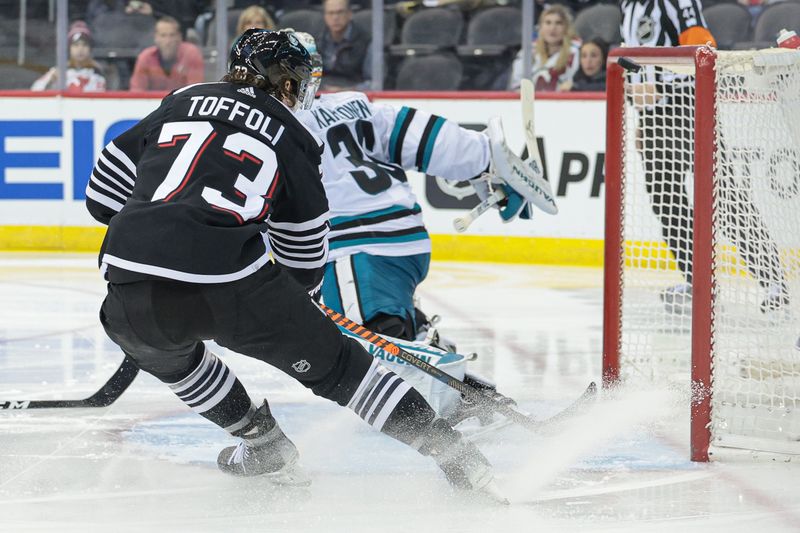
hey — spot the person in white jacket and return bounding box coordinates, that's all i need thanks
[31,20,106,92]
[507,3,580,91]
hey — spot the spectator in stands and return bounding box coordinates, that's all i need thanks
[317,0,372,90]
[129,16,204,91]
[508,4,581,91]
[568,38,608,92]
[236,5,276,35]
[31,21,107,92]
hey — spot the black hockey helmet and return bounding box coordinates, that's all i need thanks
[228,29,315,110]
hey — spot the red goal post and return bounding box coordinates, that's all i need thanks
[603,46,800,462]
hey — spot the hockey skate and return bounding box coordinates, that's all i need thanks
[217,401,310,486]
[447,373,516,429]
[760,282,790,314]
[415,309,459,354]
[423,325,458,354]
[422,418,508,504]
[660,283,692,315]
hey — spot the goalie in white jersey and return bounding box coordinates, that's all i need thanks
[304,94,494,337]
[294,32,541,424]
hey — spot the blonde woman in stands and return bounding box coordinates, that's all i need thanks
[236,5,276,34]
[31,21,106,92]
[508,4,580,91]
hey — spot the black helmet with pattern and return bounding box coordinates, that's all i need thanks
[228,29,315,110]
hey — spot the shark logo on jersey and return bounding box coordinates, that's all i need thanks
[292,359,311,373]
[237,86,256,98]
[435,176,476,200]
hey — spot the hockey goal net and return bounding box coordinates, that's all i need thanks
[603,46,800,461]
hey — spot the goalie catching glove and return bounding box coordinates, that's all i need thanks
[498,184,533,221]
[470,176,532,223]
[486,116,558,217]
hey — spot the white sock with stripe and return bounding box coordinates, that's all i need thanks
[167,346,256,432]
[347,358,429,436]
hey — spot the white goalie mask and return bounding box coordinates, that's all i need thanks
[291,31,323,108]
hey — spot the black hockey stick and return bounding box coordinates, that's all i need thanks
[0,355,139,410]
[322,304,596,432]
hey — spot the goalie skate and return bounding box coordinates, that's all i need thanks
[423,418,509,505]
[659,283,692,315]
[447,373,517,430]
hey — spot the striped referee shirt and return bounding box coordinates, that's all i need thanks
[621,0,708,47]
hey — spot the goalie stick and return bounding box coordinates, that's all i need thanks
[453,187,506,233]
[321,303,596,431]
[452,79,552,232]
[521,78,541,173]
[0,355,139,410]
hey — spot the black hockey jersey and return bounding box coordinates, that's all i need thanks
[85,82,329,291]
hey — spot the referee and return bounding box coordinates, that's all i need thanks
[620,0,789,313]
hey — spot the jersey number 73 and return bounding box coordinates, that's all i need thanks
[153,121,279,224]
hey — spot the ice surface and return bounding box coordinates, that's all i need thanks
[1,254,800,532]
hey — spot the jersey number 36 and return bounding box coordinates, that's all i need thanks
[327,120,406,195]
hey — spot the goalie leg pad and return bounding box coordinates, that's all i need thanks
[338,326,466,417]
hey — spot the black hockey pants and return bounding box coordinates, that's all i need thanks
[99,263,373,407]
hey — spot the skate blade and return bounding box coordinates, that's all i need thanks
[457,415,514,442]
[267,463,312,487]
[480,480,510,505]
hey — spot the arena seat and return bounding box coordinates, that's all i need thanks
[278,9,325,38]
[457,6,522,58]
[574,4,622,46]
[753,1,800,42]
[394,53,462,90]
[352,8,397,46]
[203,8,244,46]
[456,6,520,90]
[91,12,154,57]
[704,3,752,49]
[0,63,43,89]
[390,8,464,57]
[733,2,800,51]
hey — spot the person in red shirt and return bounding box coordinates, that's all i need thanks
[129,15,204,91]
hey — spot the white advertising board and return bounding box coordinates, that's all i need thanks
[0,93,607,239]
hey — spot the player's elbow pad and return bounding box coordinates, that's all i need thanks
[85,199,113,226]
[679,26,717,47]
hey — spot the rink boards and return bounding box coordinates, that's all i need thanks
[0,91,612,265]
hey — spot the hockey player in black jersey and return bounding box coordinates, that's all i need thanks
[85,29,504,500]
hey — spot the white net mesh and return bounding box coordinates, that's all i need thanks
[620,63,696,383]
[617,49,800,458]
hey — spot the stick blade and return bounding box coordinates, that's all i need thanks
[453,216,471,233]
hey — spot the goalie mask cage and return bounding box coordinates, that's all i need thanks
[603,46,800,462]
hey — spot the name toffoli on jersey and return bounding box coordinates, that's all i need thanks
[186,95,285,146]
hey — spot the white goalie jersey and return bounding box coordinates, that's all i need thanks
[297,91,490,260]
